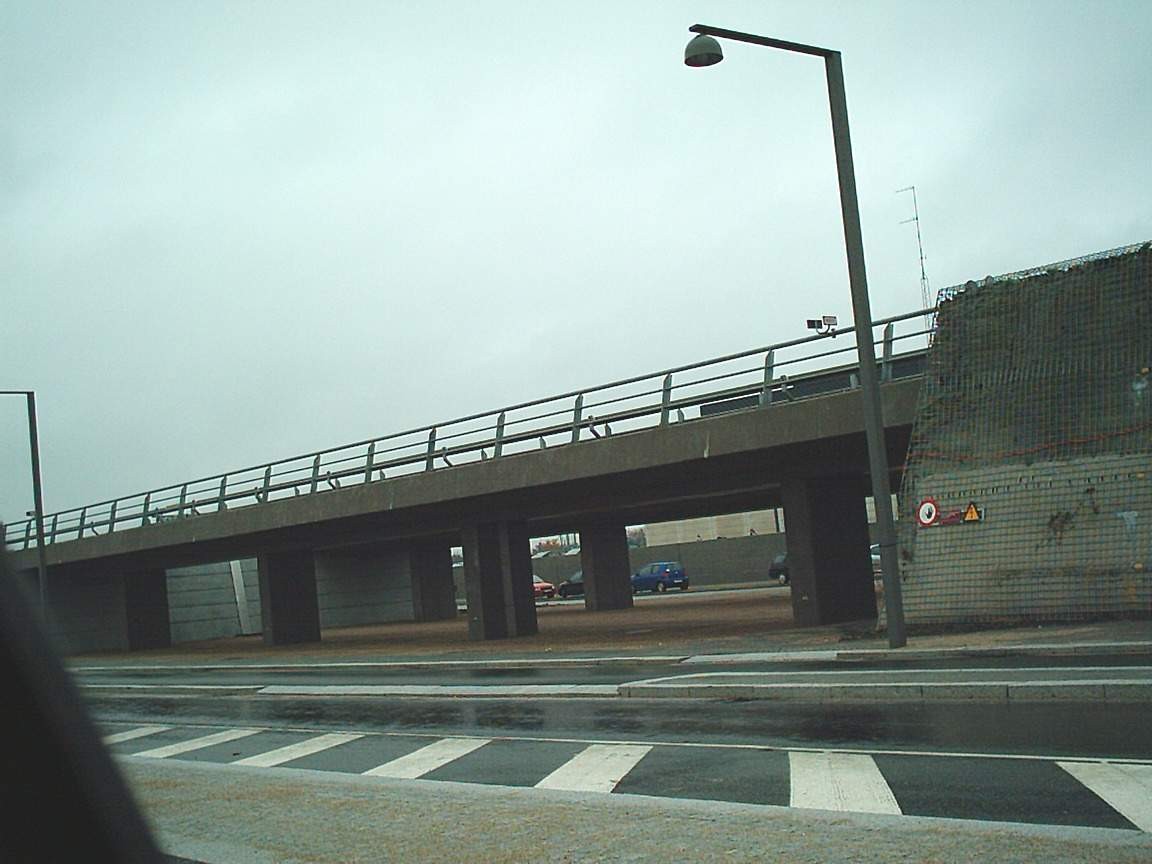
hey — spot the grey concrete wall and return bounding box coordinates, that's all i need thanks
[314,547,415,628]
[166,560,261,643]
[898,244,1152,626]
[900,454,1152,625]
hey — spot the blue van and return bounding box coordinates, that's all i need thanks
[631,561,689,593]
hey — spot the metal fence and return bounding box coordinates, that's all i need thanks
[4,309,933,552]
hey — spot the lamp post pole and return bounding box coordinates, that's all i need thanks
[2,390,49,615]
[684,24,907,647]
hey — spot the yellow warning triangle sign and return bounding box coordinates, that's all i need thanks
[963,502,982,522]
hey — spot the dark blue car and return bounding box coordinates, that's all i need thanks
[631,561,689,593]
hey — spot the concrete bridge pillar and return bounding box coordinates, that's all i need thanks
[461,520,536,640]
[578,523,634,611]
[124,569,172,650]
[781,474,876,627]
[410,540,458,622]
[258,550,321,645]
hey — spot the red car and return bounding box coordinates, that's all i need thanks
[533,575,556,600]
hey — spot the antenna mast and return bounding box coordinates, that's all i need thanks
[896,185,933,335]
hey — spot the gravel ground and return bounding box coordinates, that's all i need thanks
[71,588,1152,667]
[124,759,1152,864]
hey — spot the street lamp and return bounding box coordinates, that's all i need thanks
[1,390,49,615]
[684,24,907,647]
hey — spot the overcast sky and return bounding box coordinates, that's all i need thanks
[2,0,1150,526]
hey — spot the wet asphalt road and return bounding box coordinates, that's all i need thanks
[87,690,1152,760]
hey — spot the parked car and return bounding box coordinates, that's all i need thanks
[532,575,555,600]
[557,571,584,598]
[769,553,789,585]
[771,547,881,586]
[631,561,689,593]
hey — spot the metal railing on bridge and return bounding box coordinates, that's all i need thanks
[3,309,933,552]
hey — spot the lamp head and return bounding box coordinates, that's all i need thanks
[684,33,723,67]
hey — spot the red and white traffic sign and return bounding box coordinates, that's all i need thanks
[916,498,939,527]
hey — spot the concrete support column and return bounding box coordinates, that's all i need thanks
[410,540,458,622]
[780,474,877,627]
[124,569,171,650]
[578,523,634,611]
[257,550,321,646]
[461,521,537,640]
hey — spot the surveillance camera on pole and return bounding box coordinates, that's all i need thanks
[805,315,838,335]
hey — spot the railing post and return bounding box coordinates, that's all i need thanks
[310,455,322,492]
[140,493,151,527]
[881,322,895,382]
[178,484,188,517]
[217,475,228,511]
[261,466,272,502]
[23,520,32,550]
[494,411,506,457]
[49,513,58,543]
[759,350,775,407]
[571,395,583,443]
[364,442,376,484]
[76,508,86,539]
[660,373,673,426]
[425,428,437,471]
[107,500,117,534]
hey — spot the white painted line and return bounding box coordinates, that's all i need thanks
[258,684,618,697]
[362,737,490,779]
[1059,761,1152,831]
[789,751,902,815]
[535,743,653,794]
[132,728,261,759]
[103,725,172,744]
[80,684,259,691]
[232,732,365,768]
[624,665,1152,684]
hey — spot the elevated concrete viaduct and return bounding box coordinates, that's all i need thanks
[11,376,920,654]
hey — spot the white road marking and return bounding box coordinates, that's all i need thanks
[535,743,652,793]
[132,728,261,759]
[362,737,490,779]
[258,684,618,697]
[789,751,902,815]
[1059,761,1152,831]
[103,725,171,744]
[232,732,365,768]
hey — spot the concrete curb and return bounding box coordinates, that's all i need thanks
[617,679,1152,703]
[683,640,1152,665]
[71,640,1152,675]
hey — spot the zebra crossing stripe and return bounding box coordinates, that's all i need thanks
[362,738,490,779]
[535,744,653,793]
[789,751,902,815]
[232,732,365,768]
[1058,762,1152,831]
[132,728,261,759]
[103,725,171,745]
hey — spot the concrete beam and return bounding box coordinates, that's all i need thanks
[579,524,634,611]
[781,475,876,627]
[257,550,321,646]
